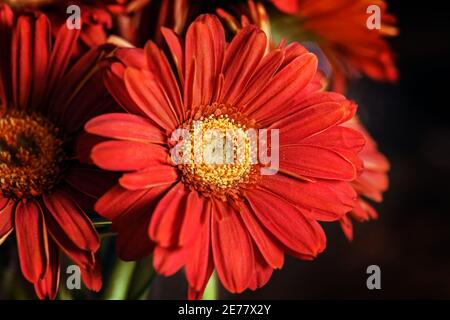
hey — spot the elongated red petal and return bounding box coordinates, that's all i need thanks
[212,201,254,293]
[149,182,188,247]
[280,144,359,181]
[15,200,48,283]
[95,184,168,223]
[247,53,317,121]
[12,14,33,110]
[260,174,356,221]
[124,67,178,131]
[220,25,267,103]
[184,14,225,108]
[43,191,99,252]
[186,201,213,292]
[235,48,284,107]
[278,102,358,143]
[237,202,284,268]
[81,259,102,292]
[34,238,60,300]
[145,41,184,120]
[111,187,169,261]
[119,165,179,190]
[153,246,186,276]
[248,250,273,291]
[246,189,326,257]
[179,191,206,246]
[91,140,169,171]
[85,113,165,144]
[45,24,79,100]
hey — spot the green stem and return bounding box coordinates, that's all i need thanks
[103,257,137,300]
[57,285,73,300]
[127,255,155,300]
[93,221,112,227]
[202,273,218,300]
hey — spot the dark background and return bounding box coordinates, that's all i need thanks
[151,2,450,299]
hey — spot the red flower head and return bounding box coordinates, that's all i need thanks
[86,14,365,298]
[0,4,115,299]
[271,0,398,92]
[340,118,390,240]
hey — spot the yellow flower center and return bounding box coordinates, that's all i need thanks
[0,112,65,199]
[176,114,258,198]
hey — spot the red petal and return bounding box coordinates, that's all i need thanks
[236,48,284,107]
[184,14,225,108]
[46,24,80,99]
[145,41,184,120]
[211,201,254,293]
[153,246,186,276]
[247,53,318,122]
[237,202,284,268]
[30,13,51,110]
[246,189,326,258]
[34,238,60,300]
[15,200,48,283]
[339,215,354,241]
[104,62,143,116]
[261,174,356,221]
[91,140,169,171]
[248,250,273,291]
[95,184,168,222]
[220,25,267,103]
[0,4,14,107]
[278,102,358,144]
[12,15,33,110]
[186,201,214,291]
[161,27,184,83]
[280,144,359,181]
[179,191,207,246]
[43,190,99,252]
[112,187,168,261]
[119,165,179,190]
[149,182,188,247]
[124,67,178,131]
[81,259,102,292]
[85,113,165,144]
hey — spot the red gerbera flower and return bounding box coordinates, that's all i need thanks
[340,118,390,240]
[86,14,365,298]
[271,0,398,92]
[0,4,115,299]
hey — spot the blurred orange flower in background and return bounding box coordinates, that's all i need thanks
[271,0,398,92]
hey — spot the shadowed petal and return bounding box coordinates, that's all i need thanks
[43,190,99,252]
